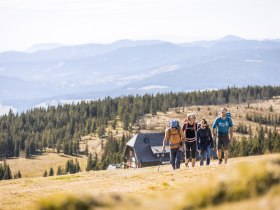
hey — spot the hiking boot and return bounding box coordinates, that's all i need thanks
[218,159,223,164]
[185,160,189,167]
[206,158,210,165]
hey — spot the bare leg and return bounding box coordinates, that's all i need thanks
[192,158,196,167]
[224,150,229,164]
[217,149,222,159]
[217,149,222,164]
[185,158,189,167]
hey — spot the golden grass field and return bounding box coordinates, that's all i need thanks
[0,154,279,210]
[1,98,280,209]
[3,153,87,178]
[140,96,280,136]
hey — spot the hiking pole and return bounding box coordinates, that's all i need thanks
[157,149,165,172]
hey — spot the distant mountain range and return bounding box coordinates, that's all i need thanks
[1,35,280,113]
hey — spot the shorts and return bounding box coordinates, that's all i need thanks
[185,141,196,159]
[217,134,229,150]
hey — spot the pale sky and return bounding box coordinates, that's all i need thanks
[0,0,280,52]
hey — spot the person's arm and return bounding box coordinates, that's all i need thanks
[208,127,214,148]
[197,130,201,151]
[180,129,186,145]
[229,127,233,142]
[182,123,186,132]
[229,118,233,142]
[212,118,217,139]
[162,129,169,152]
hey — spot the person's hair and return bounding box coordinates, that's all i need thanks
[187,113,196,121]
[201,118,207,125]
[222,107,227,112]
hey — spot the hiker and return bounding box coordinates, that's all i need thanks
[212,107,233,164]
[197,118,214,166]
[162,120,185,170]
[182,113,197,167]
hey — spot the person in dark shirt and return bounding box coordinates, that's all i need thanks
[182,113,197,167]
[197,118,214,166]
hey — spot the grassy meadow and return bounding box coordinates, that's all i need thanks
[0,154,279,210]
[0,97,280,209]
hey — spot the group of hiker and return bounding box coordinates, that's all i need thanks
[162,107,233,170]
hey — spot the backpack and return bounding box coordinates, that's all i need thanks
[226,112,231,118]
[167,120,181,138]
[182,119,197,132]
[218,112,231,124]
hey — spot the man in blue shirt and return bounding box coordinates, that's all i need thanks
[212,107,233,164]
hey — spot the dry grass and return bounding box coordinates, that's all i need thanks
[139,97,280,136]
[0,154,279,210]
[0,153,87,178]
[32,154,280,210]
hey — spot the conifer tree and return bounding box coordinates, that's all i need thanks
[57,166,63,176]
[2,160,12,180]
[49,167,54,176]
[85,143,89,156]
[75,159,80,173]
[86,153,93,171]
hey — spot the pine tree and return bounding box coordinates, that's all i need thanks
[85,143,89,156]
[0,164,4,180]
[49,167,54,176]
[2,160,12,180]
[43,170,48,177]
[25,143,30,158]
[14,170,22,179]
[56,140,61,154]
[65,160,71,174]
[18,170,22,178]
[93,153,98,170]
[57,166,63,176]
[86,153,93,171]
[258,126,265,154]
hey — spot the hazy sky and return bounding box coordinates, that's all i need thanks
[0,0,280,52]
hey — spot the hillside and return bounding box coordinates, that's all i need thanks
[139,96,280,135]
[0,154,279,210]
[0,89,279,209]
[2,153,87,178]
[1,95,280,179]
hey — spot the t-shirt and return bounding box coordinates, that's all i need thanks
[212,116,233,135]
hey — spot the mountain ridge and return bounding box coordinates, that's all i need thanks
[1,36,280,112]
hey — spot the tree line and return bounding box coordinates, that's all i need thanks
[43,158,81,177]
[0,85,280,166]
[230,125,280,157]
[245,113,280,126]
